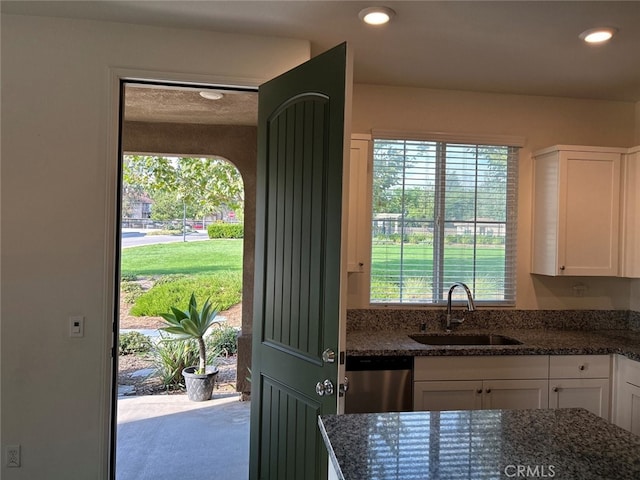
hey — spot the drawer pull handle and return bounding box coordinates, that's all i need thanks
[578,365,585,371]
[485,389,491,394]
[553,386,559,392]
[476,389,483,394]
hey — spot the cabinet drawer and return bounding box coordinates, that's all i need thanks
[549,355,610,378]
[414,355,549,381]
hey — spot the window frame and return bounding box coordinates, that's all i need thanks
[368,131,523,307]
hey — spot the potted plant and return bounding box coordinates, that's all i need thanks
[160,293,221,401]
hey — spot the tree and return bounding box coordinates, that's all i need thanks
[149,190,199,222]
[121,182,147,219]
[123,155,244,225]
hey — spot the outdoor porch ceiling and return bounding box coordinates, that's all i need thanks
[124,84,258,126]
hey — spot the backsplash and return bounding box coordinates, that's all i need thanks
[347,308,633,332]
[630,310,640,331]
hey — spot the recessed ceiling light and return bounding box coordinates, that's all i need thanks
[199,91,224,100]
[359,6,395,26]
[579,27,617,44]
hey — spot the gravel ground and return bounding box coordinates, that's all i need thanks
[118,300,242,396]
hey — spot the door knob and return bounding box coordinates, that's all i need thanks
[316,379,335,397]
[322,348,336,364]
[339,377,349,397]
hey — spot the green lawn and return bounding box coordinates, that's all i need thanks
[120,239,244,316]
[121,239,243,277]
[371,242,506,302]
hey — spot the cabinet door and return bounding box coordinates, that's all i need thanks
[414,380,482,411]
[559,151,621,276]
[549,378,610,420]
[347,138,370,273]
[616,381,640,435]
[482,379,549,410]
[531,147,622,276]
[620,148,640,277]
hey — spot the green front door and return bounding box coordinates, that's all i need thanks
[249,43,351,480]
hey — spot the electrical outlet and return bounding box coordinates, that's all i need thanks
[6,445,20,468]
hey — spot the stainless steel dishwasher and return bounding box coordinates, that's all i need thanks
[345,355,413,413]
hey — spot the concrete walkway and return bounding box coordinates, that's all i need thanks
[116,393,250,480]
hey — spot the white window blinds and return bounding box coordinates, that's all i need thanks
[370,138,519,305]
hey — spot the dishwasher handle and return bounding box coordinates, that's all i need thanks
[346,355,413,371]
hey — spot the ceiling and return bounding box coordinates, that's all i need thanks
[124,85,258,126]
[4,1,640,125]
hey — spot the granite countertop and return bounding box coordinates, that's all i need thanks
[319,408,640,480]
[347,328,640,361]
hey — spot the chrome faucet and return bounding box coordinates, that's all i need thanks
[445,282,476,331]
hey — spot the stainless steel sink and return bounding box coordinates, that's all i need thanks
[409,333,523,346]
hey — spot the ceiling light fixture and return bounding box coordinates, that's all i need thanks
[579,27,617,44]
[359,6,395,26]
[199,91,224,100]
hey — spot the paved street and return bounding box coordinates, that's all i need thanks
[121,229,209,248]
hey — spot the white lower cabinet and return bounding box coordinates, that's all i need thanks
[549,378,610,419]
[414,355,613,417]
[414,378,548,411]
[413,356,549,411]
[549,355,611,420]
[328,459,340,480]
[614,355,640,434]
[483,379,549,410]
[414,380,483,411]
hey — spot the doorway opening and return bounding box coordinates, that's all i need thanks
[112,81,257,479]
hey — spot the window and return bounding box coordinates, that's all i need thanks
[370,137,519,305]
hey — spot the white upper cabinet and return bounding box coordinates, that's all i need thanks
[531,145,625,276]
[347,135,372,273]
[620,146,640,278]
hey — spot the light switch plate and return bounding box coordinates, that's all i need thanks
[69,316,84,337]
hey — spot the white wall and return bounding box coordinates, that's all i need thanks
[0,13,309,479]
[350,84,637,310]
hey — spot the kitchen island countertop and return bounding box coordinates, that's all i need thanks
[319,408,640,480]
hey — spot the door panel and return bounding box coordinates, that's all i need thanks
[413,380,483,411]
[549,378,610,419]
[483,379,549,410]
[250,43,351,480]
[263,96,328,361]
[260,376,322,479]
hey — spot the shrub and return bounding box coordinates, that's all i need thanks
[152,337,200,389]
[119,331,152,355]
[207,325,239,357]
[129,273,242,316]
[207,223,244,239]
[406,233,433,244]
[152,334,224,389]
[120,280,145,303]
[153,274,188,285]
